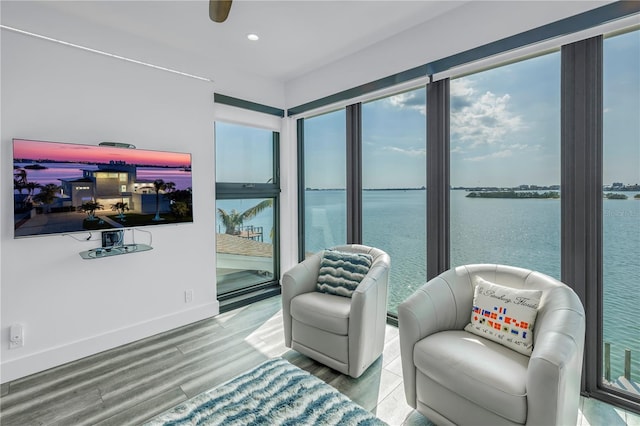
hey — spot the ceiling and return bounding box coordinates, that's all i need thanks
[1,0,468,83]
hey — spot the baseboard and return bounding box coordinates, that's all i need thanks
[0,301,219,383]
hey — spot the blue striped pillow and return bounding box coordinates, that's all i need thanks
[316,250,373,298]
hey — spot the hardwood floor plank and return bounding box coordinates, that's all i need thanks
[0,295,628,425]
[1,388,102,426]
[95,387,188,426]
[7,338,185,398]
[0,347,182,419]
[96,348,185,402]
[179,350,271,398]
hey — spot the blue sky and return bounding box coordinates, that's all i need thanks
[603,30,640,186]
[449,51,561,187]
[302,29,639,189]
[215,122,273,183]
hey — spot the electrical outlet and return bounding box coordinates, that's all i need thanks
[9,324,24,349]
[185,289,194,303]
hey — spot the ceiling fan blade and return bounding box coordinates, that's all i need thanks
[210,0,233,23]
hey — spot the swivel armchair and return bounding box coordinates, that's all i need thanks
[398,264,585,425]
[282,244,390,378]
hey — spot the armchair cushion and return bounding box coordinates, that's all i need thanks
[290,292,350,335]
[316,249,373,298]
[414,330,529,424]
[464,277,542,355]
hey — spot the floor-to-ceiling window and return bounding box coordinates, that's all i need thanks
[602,28,640,401]
[449,51,561,279]
[302,109,347,256]
[294,11,639,412]
[215,122,279,299]
[361,88,427,314]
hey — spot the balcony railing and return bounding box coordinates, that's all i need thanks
[604,342,639,396]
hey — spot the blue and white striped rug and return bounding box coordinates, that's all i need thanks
[144,357,387,425]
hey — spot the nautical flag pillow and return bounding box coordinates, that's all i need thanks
[464,277,543,356]
[316,250,373,298]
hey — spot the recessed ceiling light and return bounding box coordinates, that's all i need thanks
[247,33,259,41]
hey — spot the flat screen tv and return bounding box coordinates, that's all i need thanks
[13,138,193,238]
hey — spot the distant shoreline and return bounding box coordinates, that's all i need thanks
[466,191,559,199]
[306,184,640,193]
[306,187,426,191]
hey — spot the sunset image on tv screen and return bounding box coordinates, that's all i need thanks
[13,139,193,237]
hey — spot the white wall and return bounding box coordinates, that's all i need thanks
[0,27,283,382]
[1,0,620,383]
[284,0,612,108]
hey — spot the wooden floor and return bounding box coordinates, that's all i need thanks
[1,295,638,425]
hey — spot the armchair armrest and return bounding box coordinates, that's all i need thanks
[349,258,390,377]
[281,254,321,346]
[397,270,474,408]
[526,305,585,426]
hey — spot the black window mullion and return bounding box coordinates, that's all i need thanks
[346,103,362,245]
[273,132,280,185]
[297,118,306,261]
[426,79,450,280]
[561,35,603,398]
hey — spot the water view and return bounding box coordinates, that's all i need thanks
[217,187,639,384]
[302,188,640,383]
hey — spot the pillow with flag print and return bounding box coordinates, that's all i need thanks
[464,277,543,356]
[316,249,373,298]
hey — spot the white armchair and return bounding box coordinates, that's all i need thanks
[398,264,585,426]
[282,244,390,378]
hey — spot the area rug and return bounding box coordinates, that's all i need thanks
[143,357,387,425]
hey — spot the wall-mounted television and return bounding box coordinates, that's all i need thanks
[13,138,193,238]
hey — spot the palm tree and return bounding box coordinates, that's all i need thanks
[111,201,129,221]
[217,199,272,235]
[80,200,104,221]
[33,183,61,213]
[152,179,176,221]
[24,182,41,203]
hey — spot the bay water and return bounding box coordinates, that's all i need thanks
[303,189,640,383]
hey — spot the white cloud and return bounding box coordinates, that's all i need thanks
[465,149,514,162]
[388,91,426,115]
[451,78,524,148]
[505,143,528,150]
[384,146,426,157]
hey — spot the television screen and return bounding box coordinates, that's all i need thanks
[13,138,193,238]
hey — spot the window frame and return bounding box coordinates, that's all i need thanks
[214,115,282,310]
[295,25,640,413]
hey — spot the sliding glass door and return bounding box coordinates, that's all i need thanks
[302,110,347,257]
[296,20,640,413]
[361,88,427,315]
[215,122,279,298]
[450,51,561,279]
[602,29,640,402]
